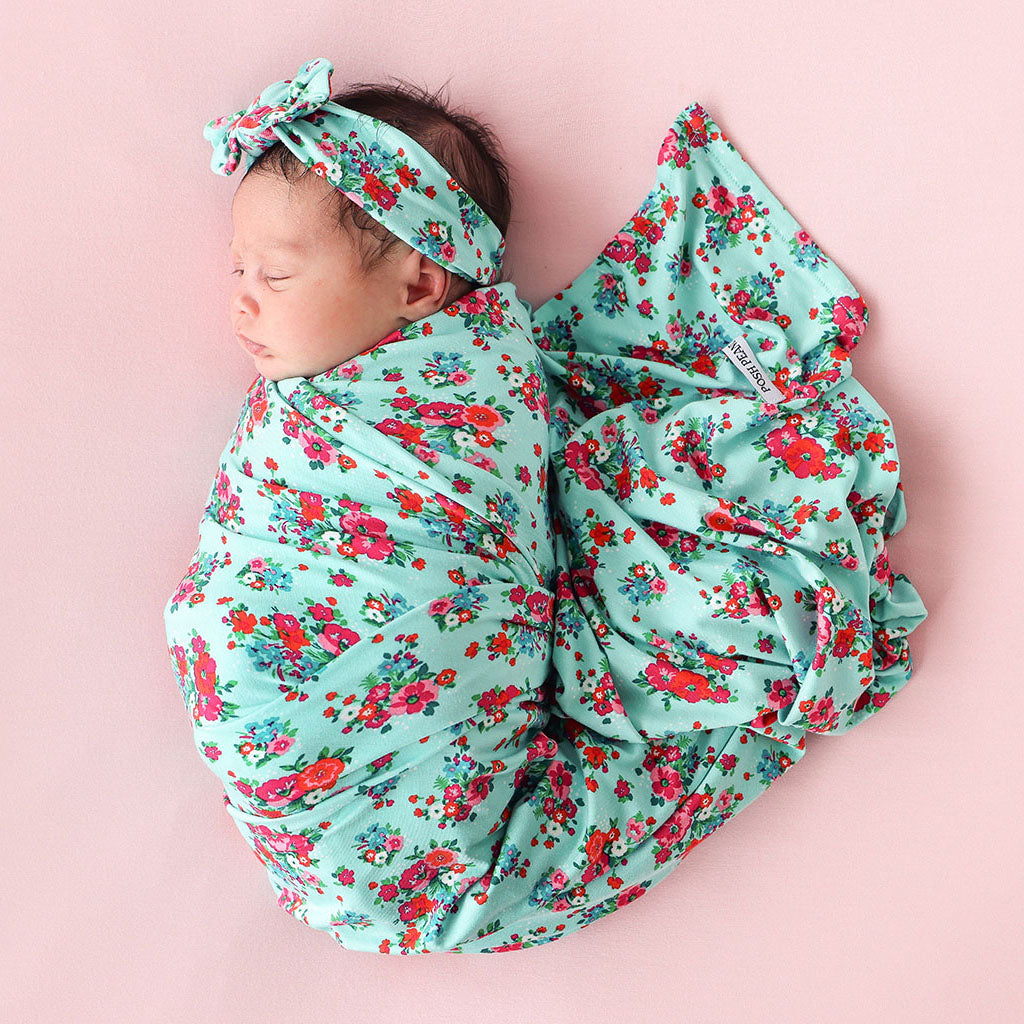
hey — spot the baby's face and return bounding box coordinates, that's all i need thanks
[228,170,415,381]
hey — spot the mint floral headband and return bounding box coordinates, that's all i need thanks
[203,56,506,286]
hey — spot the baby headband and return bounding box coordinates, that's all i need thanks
[203,56,505,286]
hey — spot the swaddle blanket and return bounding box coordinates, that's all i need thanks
[164,102,928,954]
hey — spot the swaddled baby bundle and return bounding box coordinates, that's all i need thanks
[164,58,928,953]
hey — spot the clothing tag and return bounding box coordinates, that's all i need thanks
[721,334,785,403]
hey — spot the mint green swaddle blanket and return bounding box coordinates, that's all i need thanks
[164,96,927,954]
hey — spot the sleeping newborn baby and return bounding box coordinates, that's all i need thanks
[228,82,507,380]
[166,59,567,953]
[166,56,929,955]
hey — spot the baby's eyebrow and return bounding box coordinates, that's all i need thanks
[228,241,307,254]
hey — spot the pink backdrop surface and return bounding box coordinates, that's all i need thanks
[4,1,1021,1020]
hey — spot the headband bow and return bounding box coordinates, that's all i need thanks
[203,57,505,286]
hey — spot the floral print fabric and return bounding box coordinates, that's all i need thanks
[164,102,927,954]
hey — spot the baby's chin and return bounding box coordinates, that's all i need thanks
[255,358,339,384]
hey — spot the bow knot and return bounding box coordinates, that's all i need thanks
[203,57,334,176]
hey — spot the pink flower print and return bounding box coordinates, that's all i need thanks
[832,295,867,341]
[315,621,360,656]
[388,679,438,715]
[198,694,223,722]
[650,764,684,801]
[339,510,395,560]
[795,228,812,246]
[439,242,457,262]
[366,682,391,704]
[298,491,326,523]
[626,817,647,841]
[286,833,314,858]
[658,127,682,166]
[416,401,467,426]
[710,184,736,215]
[766,676,797,711]
[549,868,570,890]
[765,423,828,479]
[645,660,727,703]
[399,858,438,892]
[300,429,336,466]
[465,452,498,472]
[616,884,647,908]
[466,774,493,806]
[526,589,553,624]
[215,469,232,501]
[459,292,488,314]
[268,734,295,755]
[547,760,573,800]
[814,605,834,654]
[273,612,309,652]
[310,602,336,623]
[563,439,603,490]
[807,695,837,729]
[603,232,637,264]
[255,775,302,809]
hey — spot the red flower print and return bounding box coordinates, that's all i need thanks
[425,847,456,868]
[463,404,504,431]
[585,829,608,862]
[229,609,257,634]
[363,173,397,209]
[297,757,346,793]
[193,650,217,697]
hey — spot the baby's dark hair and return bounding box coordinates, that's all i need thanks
[243,78,512,300]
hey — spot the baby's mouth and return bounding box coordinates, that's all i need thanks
[238,334,268,356]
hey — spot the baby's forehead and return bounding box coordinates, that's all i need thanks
[227,237,309,257]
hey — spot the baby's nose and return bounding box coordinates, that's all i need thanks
[232,285,258,315]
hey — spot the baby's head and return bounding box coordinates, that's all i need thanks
[228,80,512,381]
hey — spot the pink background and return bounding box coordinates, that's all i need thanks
[4,1,1021,1019]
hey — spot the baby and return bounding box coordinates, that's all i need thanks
[227,81,513,381]
[171,60,930,954]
